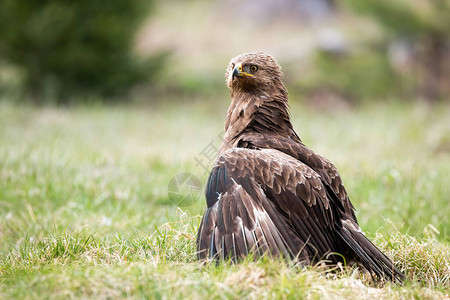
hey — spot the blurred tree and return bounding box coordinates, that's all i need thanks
[0,0,165,103]
[343,0,450,102]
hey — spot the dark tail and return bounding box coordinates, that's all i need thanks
[337,223,406,283]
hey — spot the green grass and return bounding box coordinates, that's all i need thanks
[0,99,449,299]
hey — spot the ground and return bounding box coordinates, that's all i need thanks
[0,99,449,299]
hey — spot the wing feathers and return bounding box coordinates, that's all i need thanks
[337,222,405,282]
[197,149,336,262]
[240,132,356,218]
[197,146,404,282]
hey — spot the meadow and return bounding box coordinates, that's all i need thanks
[0,99,449,299]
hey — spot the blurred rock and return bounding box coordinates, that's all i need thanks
[317,28,347,56]
[387,39,414,74]
[227,0,335,24]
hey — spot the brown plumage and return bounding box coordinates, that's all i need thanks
[196,52,405,282]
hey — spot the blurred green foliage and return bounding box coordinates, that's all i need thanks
[0,0,166,103]
[297,48,409,102]
[343,0,450,102]
[344,0,450,37]
[297,0,450,103]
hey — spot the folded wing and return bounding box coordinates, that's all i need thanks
[196,148,340,263]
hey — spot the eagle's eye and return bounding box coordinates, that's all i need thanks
[250,65,258,73]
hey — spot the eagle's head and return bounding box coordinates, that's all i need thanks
[225,52,285,93]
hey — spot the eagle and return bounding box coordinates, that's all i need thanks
[196,52,405,282]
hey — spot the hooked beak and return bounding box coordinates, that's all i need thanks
[232,63,254,81]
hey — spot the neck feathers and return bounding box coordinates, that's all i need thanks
[221,81,297,153]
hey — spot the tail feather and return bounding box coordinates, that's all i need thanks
[337,224,405,283]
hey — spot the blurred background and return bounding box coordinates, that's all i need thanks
[0,0,449,245]
[0,0,449,105]
[0,3,449,297]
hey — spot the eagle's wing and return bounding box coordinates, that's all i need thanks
[238,132,356,220]
[197,141,405,282]
[196,148,340,263]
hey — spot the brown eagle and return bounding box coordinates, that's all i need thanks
[196,52,405,282]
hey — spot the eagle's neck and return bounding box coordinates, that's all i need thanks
[219,82,298,155]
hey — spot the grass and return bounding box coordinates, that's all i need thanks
[0,99,449,299]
